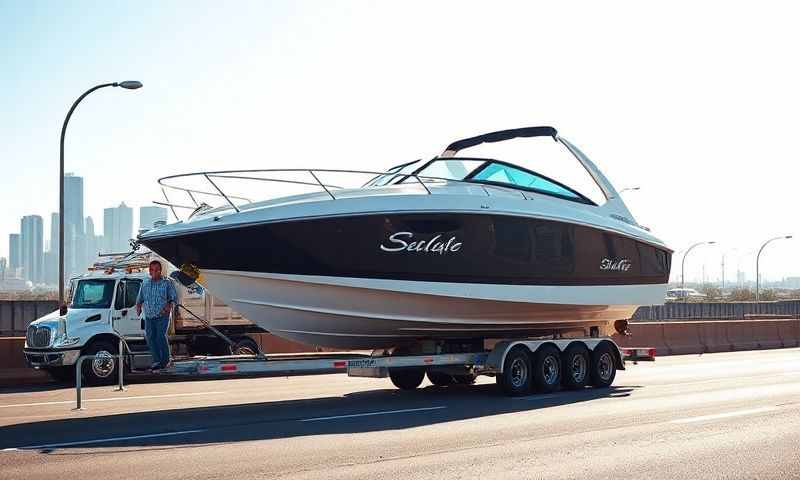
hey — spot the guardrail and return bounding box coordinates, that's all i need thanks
[73,336,127,410]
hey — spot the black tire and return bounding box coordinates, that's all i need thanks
[561,343,591,390]
[389,368,425,390]
[230,337,261,356]
[81,340,120,386]
[426,371,454,386]
[496,346,532,396]
[532,344,562,393]
[590,342,617,388]
[43,366,76,384]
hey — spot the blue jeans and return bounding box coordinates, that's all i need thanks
[145,315,171,368]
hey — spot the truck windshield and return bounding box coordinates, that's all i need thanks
[71,279,116,309]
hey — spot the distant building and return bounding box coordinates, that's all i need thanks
[8,233,20,270]
[85,216,102,264]
[139,206,168,232]
[64,173,84,237]
[20,215,44,284]
[104,202,133,253]
[785,277,800,289]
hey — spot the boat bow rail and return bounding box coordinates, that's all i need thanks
[155,168,530,222]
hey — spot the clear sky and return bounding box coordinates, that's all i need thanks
[1,1,798,283]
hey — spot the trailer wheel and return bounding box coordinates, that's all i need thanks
[389,368,425,390]
[532,344,562,393]
[43,366,75,384]
[590,342,617,388]
[81,340,119,386]
[496,346,532,396]
[561,343,590,390]
[230,337,261,356]
[426,371,454,386]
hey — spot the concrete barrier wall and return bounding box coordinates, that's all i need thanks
[614,319,800,355]
[632,301,800,321]
[0,300,59,336]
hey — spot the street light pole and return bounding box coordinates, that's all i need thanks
[681,241,716,290]
[755,235,793,303]
[59,81,143,315]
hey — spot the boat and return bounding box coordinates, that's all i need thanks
[138,126,672,349]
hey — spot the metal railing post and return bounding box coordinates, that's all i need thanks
[309,170,336,200]
[115,336,127,392]
[73,355,89,411]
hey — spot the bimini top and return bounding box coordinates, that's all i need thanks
[441,126,558,157]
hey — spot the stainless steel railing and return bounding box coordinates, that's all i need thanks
[155,167,506,222]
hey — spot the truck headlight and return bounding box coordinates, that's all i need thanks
[54,317,67,345]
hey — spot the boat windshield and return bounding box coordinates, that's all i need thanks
[363,160,421,187]
[412,158,594,204]
[70,279,116,309]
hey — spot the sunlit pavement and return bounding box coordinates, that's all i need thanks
[1,348,799,480]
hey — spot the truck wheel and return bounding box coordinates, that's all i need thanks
[389,368,425,390]
[230,337,261,356]
[532,344,562,393]
[561,343,590,390]
[590,343,617,388]
[81,340,119,386]
[43,366,75,384]
[496,346,532,396]
[426,371,454,386]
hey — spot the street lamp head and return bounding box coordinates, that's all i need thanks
[708,241,717,245]
[116,80,143,90]
[785,235,793,239]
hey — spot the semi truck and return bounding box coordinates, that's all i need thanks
[23,251,266,385]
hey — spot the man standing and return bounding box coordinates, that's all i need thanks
[135,260,177,372]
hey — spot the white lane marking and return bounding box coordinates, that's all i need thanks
[1,429,206,451]
[670,406,779,424]
[0,391,226,409]
[299,406,447,422]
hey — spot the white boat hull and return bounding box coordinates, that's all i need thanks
[200,270,665,348]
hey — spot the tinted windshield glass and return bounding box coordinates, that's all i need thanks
[71,279,116,309]
[471,163,582,200]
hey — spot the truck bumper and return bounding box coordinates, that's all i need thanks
[24,349,81,367]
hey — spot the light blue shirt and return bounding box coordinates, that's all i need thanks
[136,277,177,319]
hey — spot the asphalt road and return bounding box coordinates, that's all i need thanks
[1,348,799,479]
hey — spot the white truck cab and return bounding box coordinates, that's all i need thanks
[24,251,263,385]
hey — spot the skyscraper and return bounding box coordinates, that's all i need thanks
[139,206,168,232]
[8,233,20,271]
[20,215,44,284]
[104,202,134,253]
[64,173,84,237]
[85,216,102,264]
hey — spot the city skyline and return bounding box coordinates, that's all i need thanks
[3,170,167,285]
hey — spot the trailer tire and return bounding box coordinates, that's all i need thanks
[390,368,425,390]
[43,366,75,384]
[590,342,617,388]
[426,371,454,386]
[496,346,532,396]
[561,343,590,390]
[230,337,261,356]
[81,340,119,386]
[532,344,562,393]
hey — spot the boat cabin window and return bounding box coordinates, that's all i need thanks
[416,159,485,181]
[71,279,116,309]
[449,136,607,205]
[470,162,583,201]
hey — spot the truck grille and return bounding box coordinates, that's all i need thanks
[26,325,52,348]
